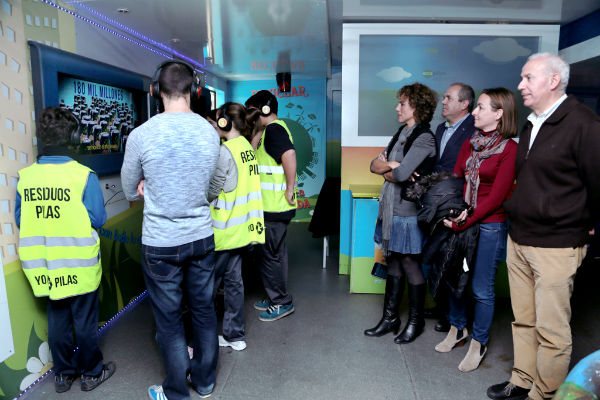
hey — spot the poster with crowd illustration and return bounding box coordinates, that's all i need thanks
[231,79,326,222]
[57,75,138,153]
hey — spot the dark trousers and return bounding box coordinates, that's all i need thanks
[142,236,218,400]
[259,219,293,305]
[47,288,103,377]
[214,248,245,341]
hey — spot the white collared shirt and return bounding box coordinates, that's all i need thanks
[527,94,567,150]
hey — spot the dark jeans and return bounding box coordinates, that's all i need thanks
[259,219,293,305]
[47,288,103,377]
[142,236,218,400]
[214,248,245,341]
[448,222,508,345]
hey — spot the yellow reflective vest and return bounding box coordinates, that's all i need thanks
[255,119,298,213]
[17,161,102,300]
[211,136,265,251]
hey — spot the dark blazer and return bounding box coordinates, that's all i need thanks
[433,114,475,173]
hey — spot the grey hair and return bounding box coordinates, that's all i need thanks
[449,82,475,113]
[527,53,570,93]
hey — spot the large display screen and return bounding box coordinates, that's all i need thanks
[29,41,153,175]
[357,35,540,137]
[58,75,138,154]
[341,24,560,147]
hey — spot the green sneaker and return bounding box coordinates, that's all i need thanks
[254,298,271,311]
[259,304,294,321]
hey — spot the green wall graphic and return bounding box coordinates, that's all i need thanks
[231,79,327,222]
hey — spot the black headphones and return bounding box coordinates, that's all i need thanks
[67,111,81,145]
[150,60,201,100]
[216,102,233,131]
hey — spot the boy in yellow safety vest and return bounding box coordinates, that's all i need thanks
[245,90,298,322]
[16,107,115,393]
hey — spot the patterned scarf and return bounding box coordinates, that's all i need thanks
[464,130,508,208]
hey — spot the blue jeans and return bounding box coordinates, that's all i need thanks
[142,236,218,400]
[448,222,508,345]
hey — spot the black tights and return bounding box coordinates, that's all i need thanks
[386,252,425,285]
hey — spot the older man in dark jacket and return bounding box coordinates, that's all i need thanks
[488,53,600,400]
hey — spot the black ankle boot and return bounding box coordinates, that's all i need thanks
[364,276,405,337]
[394,283,425,344]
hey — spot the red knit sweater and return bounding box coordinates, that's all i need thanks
[452,132,517,231]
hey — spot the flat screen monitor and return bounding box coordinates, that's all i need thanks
[29,41,155,176]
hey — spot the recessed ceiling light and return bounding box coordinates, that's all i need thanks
[117,8,129,14]
[171,38,181,44]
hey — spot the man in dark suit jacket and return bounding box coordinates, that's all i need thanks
[425,83,475,331]
[434,83,476,173]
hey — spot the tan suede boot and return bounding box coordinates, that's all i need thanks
[458,338,487,372]
[434,325,468,353]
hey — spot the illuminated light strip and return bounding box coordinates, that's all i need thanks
[70,1,206,69]
[39,0,174,61]
[97,290,148,336]
[15,290,149,398]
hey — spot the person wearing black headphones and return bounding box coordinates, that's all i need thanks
[121,61,220,400]
[245,90,297,322]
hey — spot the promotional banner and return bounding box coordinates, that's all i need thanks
[230,79,326,221]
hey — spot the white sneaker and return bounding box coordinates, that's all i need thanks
[218,335,246,351]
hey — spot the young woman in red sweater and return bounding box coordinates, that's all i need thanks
[434,87,517,372]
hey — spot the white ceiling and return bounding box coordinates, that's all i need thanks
[64,0,600,81]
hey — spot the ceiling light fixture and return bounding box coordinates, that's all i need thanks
[117,8,129,14]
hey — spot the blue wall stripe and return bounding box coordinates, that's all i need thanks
[559,9,600,50]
